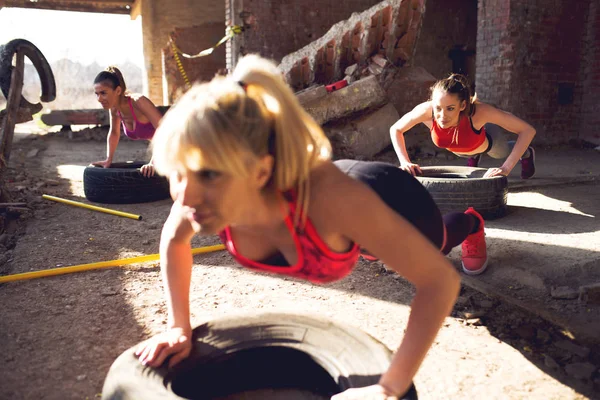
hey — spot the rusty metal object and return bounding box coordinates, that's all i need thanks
[0,38,56,110]
[0,39,56,170]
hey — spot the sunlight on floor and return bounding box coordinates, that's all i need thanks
[508,192,595,218]
[485,227,599,252]
[56,164,85,195]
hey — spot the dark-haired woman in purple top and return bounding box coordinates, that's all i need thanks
[93,66,163,177]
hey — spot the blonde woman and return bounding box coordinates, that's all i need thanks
[92,67,163,177]
[390,74,536,179]
[135,55,468,399]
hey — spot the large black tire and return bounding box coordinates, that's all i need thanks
[83,161,170,204]
[102,312,418,400]
[416,166,508,220]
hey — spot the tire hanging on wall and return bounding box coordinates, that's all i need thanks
[416,166,508,220]
[83,161,170,204]
[102,312,418,400]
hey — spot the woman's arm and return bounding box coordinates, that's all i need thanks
[389,102,432,176]
[93,109,121,167]
[477,103,536,176]
[323,169,460,398]
[136,201,197,368]
[135,96,163,176]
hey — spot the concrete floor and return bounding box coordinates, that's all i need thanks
[421,146,600,344]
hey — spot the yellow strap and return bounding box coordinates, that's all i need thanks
[171,40,191,88]
[171,25,243,59]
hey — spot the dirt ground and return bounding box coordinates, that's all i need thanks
[0,127,599,400]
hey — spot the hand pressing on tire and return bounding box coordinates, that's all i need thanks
[483,166,509,178]
[135,327,192,368]
[92,159,112,168]
[140,163,156,177]
[400,162,422,176]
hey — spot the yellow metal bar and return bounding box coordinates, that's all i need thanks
[0,244,226,283]
[42,194,142,220]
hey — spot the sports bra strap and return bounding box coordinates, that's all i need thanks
[127,97,140,123]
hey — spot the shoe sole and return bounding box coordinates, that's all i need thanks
[361,254,379,262]
[461,258,488,275]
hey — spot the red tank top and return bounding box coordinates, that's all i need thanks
[218,194,360,284]
[430,114,486,153]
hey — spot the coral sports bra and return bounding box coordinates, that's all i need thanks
[430,109,486,153]
[218,193,360,283]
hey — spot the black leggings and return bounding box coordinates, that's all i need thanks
[334,160,477,255]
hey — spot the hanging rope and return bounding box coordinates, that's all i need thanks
[171,40,191,89]
[170,25,244,89]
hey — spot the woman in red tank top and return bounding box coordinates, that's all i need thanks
[92,67,163,177]
[133,55,469,399]
[390,74,537,179]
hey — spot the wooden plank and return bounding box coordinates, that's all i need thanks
[40,105,170,127]
[3,0,134,14]
[0,203,27,207]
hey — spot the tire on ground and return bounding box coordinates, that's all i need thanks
[83,161,170,204]
[416,166,508,220]
[101,312,418,400]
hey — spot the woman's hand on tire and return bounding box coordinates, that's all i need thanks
[92,159,112,168]
[331,384,397,400]
[400,163,422,176]
[140,163,156,177]
[134,327,192,368]
[483,166,509,178]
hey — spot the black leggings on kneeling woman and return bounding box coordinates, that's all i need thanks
[334,160,478,255]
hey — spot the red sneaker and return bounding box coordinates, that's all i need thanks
[520,146,536,179]
[461,207,488,275]
[467,153,481,167]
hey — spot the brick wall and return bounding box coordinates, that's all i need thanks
[580,0,600,143]
[412,0,477,81]
[140,0,224,105]
[477,0,591,144]
[228,0,383,68]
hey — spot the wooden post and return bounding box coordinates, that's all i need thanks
[0,51,25,171]
[0,51,24,204]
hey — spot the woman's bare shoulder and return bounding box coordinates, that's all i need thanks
[308,161,371,210]
[128,93,146,102]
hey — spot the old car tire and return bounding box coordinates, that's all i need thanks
[416,166,508,220]
[83,161,170,204]
[102,312,418,400]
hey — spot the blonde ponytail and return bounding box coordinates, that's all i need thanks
[233,55,331,225]
[152,54,331,227]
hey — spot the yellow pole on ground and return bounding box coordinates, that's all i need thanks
[0,244,226,283]
[42,194,142,221]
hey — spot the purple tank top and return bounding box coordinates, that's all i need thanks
[116,97,155,140]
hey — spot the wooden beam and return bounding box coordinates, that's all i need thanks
[130,0,141,20]
[3,0,134,14]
